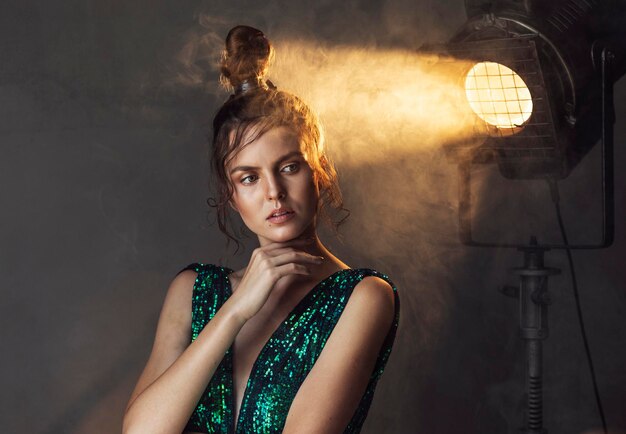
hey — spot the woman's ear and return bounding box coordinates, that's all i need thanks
[229,200,239,212]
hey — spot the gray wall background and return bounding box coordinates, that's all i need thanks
[1,1,625,433]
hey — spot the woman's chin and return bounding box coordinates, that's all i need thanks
[258,226,315,245]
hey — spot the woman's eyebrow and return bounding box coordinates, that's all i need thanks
[230,165,258,175]
[229,151,304,175]
[275,151,304,164]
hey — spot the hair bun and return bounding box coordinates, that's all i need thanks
[220,25,273,91]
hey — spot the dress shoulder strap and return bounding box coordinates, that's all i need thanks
[179,263,236,433]
[176,263,233,342]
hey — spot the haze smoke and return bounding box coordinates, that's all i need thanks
[272,40,477,160]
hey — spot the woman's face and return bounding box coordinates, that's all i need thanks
[228,126,319,246]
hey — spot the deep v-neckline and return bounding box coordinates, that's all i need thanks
[223,268,349,433]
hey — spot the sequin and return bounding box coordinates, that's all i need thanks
[180,263,400,434]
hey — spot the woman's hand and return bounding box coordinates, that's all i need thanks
[228,238,324,322]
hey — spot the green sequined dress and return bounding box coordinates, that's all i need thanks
[178,263,400,434]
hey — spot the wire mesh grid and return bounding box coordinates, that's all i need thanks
[465,61,534,129]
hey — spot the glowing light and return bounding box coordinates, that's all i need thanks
[464,62,533,131]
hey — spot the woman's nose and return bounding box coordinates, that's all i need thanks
[265,176,286,201]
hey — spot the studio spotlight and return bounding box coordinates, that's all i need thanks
[423,2,625,433]
[423,0,625,247]
[438,0,624,181]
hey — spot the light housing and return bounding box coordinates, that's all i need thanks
[420,0,625,247]
[436,0,624,180]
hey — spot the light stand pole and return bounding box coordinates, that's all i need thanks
[501,237,560,433]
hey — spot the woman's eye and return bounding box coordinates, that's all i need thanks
[240,174,258,185]
[281,163,299,173]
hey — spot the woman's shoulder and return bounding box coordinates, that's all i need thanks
[324,267,398,299]
[171,263,234,301]
[342,268,398,299]
[340,268,399,329]
[349,268,396,303]
[165,263,227,300]
[175,262,233,278]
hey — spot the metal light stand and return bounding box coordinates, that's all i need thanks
[500,237,560,433]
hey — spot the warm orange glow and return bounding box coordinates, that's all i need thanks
[464,62,533,131]
[271,41,478,163]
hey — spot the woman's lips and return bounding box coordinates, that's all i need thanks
[267,210,295,224]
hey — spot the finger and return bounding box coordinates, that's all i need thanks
[263,246,311,257]
[269,251,324,267]
[249,247,302,266]
[273,262,312,278]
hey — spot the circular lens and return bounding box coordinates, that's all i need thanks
[465,62,533,131]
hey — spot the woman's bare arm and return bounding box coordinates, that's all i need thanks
[282,276,396,434]
[123,270,246,434]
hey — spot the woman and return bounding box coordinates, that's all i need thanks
[123,25,399,434]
